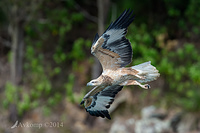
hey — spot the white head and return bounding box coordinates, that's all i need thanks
[87,79,101,86]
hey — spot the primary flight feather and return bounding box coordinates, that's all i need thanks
[80,9,160,119]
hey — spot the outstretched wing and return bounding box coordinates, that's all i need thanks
[91,9,134,71]
[80,85,123,119]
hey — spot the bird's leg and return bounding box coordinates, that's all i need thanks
[134,74,145,80]
[119,80,150,89]
[134,81,150,89]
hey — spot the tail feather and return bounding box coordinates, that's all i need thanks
[132,61,160,83]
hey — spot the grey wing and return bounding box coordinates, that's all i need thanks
[83,85,123,119]
[92,9,134,68]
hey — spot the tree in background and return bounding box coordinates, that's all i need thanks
[0,0,43,122]
[0,1,199,132]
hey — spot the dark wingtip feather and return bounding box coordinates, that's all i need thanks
[105,9,134,32]
[80,100,84,105]
[87,110,111,120]
[92,33,99,46]
[102,110,111,120]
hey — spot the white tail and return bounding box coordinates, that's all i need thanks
[131,61,160,83]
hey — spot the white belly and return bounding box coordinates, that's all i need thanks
[102,68,128,85]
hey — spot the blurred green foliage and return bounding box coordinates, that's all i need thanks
[123,0,200,111]
[3,82,18,109]
[2,0,88,116]
[1,0,200,118]
[65,73,75,103]
[129,23,200,111]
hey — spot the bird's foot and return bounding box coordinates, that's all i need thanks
[134,81,150,89]
[143,84,151,89]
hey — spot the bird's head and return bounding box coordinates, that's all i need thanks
[87,79,101,86]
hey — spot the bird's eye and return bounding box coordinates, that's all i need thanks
[91,81,97,83]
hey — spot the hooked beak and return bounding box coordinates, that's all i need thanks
[87,82,92,86]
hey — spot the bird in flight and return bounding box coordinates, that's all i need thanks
[80,9,160,119]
